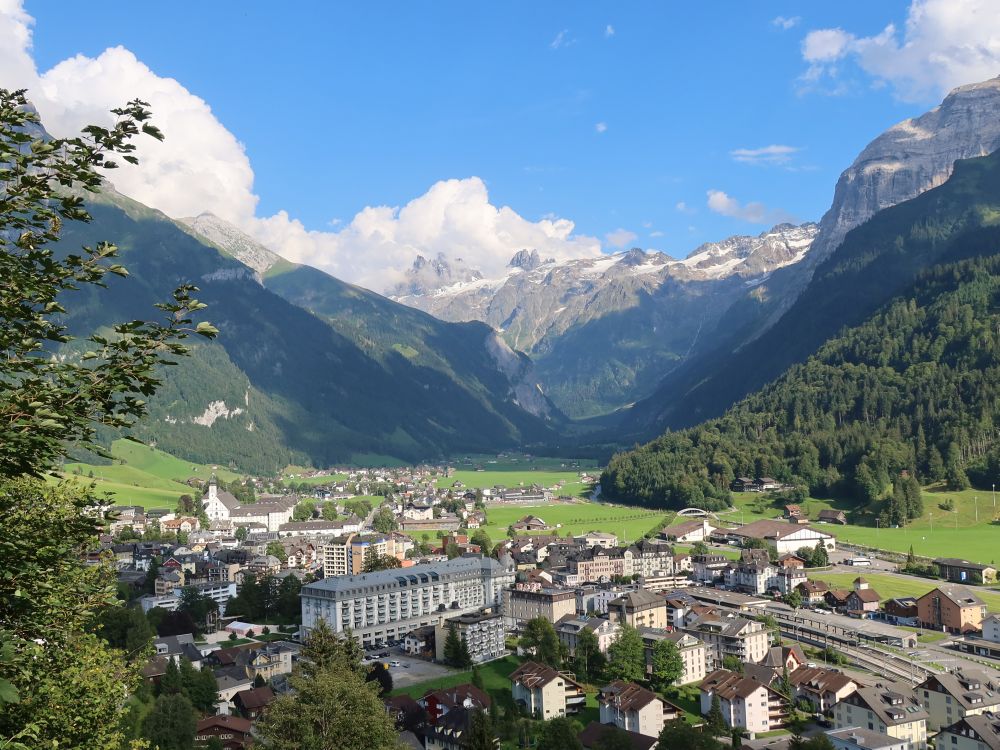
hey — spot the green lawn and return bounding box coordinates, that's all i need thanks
[439,470,596,496]
[477,502,665,545]
[449,454,601,473]
[807,571,1000,611]
[281,471,349,486]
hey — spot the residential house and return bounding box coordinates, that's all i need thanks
[502,586,577,631]
[761,645,807,673]
[684,614,770,670]
[935,714,1000,750]
[423,706,493,750]
[434,610,505,664]
[233,686,274,720]
[916,586,987,634]
[510,661,586,719]
[574,531,619,549]
[404,625,436,658]
[692,554,731,584]
[916,669,1000,730]
[818,509,848,525]
[576,585,621,616]
[419,684,491,725]
[700,669,788,734]
[512,515,549,531]
[832,681,928,750]
[555,615,620,656]
[638,628,708,686]
[846,577,882,614]
[194,715,254,750]
[933,558,998,585]
[598,680,677,738]
[883,598,919,625]
[566,546,635,583]
[608,590,668,630]
[784,505,809,523]
[797,580,831,605]
[789,665,858,712]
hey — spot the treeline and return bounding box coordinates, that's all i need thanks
[602,256,1000,516]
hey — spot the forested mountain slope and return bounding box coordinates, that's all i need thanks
[601,153,1000,512]
[55,189,560,473]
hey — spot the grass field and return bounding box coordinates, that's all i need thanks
[437,470,596,500]
[474,502,665,545]
[281,472,349,487]
[806,571,1000,611]
[392,655,521,699]
[55,439,242,509]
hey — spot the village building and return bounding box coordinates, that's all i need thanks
[832,681,929,750]
[434,610,505,665]
[608,590,668,630]
[700,669,788,734]
[916,670,1000,730]
[598,680,679,738]
[933,558,998,585]
[916,586,987,634]
[509,661,586,719]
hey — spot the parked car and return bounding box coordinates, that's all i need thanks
[389,660,401,667]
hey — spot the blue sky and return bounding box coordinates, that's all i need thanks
[7,1,997,289]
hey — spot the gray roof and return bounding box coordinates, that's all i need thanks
[827,727,908,749]
[302,555,504,596]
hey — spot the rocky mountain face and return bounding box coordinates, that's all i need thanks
[391,252,484,296]
[610,75,1000,442]
[393,222,818,417]
[179,212,284,278]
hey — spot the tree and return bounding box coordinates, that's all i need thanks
[372,506,397,534]
[520,617,561,668]
[650,638,683,690]
[536,717,583,750]
[142,693,197,750]
[810,544,829,568]
[266,541,288,560]
[783,590,803,609]
[178,586,219,634]
[467,708,496,750]
[362,548,402,572]
[658,721,725,750]
[606,623,645,683]
[572,627,606,683]
[706,694,727,735]
[471,665,485,690]
[470,529,492,552]
[93,604,154,658]
[366,662,393,696]
[444,623,472,669]
[722,655,743,672]
[292,500,316,522]
[235,525,249,542]
[692,541,710,555]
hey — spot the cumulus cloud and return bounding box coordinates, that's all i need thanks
[0,1,603,292]
[675,201,695,214]
[730,144,801,166]
[605,24,615,38]
[706,189,794,225]
[595,121,607,133]
[604,228,637,249]
[798,0,1000,101]
[772,16,801,31]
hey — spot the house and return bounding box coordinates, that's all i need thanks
[578,722,656,750]
[683,614,770,671]
[818,509,848,525]
[832,681,928,750]
[608,590,668,630]
[760,644,807,673]
[574,531,619,549]
[883,598,918,625]
[700,669,788,734]
[727,519,836,554]
[502,586,577,631]
[512,515,549,531]
[692,554,730,584]
[916,585,986,633]
[423,705,495,750]
[731,477,757,492]
[916,669,1000,730]
[983,613,1000,643]
[933,558,998,585]
[825,589,852,611]
[638,628,708,686]
[935,714,1000,750]
[846,577,881,614]
[194,715,254,750]
[789,665,858,712]
[598,680,678,738]
[555,614,621,656]
[233,686,275,720]
[662,519,715,543]
[404,625,436,658]
[784,505,809,523]
[434,610,505,664]
[510,661,586,719]
[419,684,491,725]
[778,553,806,569]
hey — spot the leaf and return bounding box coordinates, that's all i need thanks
[0,676,19,704]
[195,321,219,338]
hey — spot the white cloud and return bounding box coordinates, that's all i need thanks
[706,189,794,225]
[730,144,801,166]
[605,24,615,38]
[0,1,603,293]
[675,201,694,214]
[604,228,638,249]
[772,16,801,31]
[595,121,607,133]
[649,230,664,238]
[799,0,1000,101]
[550,29,574,50]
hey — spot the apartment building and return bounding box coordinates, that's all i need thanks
[434,610,505,664]
[638,628,707,686]
[598,681,674,739]
[936,715,1000,750]
[509,661,586,719]
[916,670,1000,730]
[555,614,621,656]
[832,682,929,750]
[608,590,668,630]
[137,581,237,616]
[628,538,677,578]
[683,614,770,670]
[789,665,858,712]
[322,533,407,578]
[916,586,987,634]
[567,546,635,582]
[300,556,513,646]
[700,669,788,734]
[502,586,577,631]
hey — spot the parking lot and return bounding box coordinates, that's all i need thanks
[364,646,459,690]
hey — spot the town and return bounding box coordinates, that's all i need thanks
[93,465,1000,750]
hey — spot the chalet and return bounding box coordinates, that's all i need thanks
[817,509,847,525]
[598,680,680,739]
[824,588,851,610]
[777,553,806,569]
[789,665,857,712]
[510,661,586,718]
[699,669,788,733]
[731,477,757,492]
[419,684,491,725]
[784,505,808,523]
[845,577,881,614]
[233,685,275,720]
[883,597,918,625]
[933,558,998,585]
[512,515,549,531]
[195,715,253,750]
